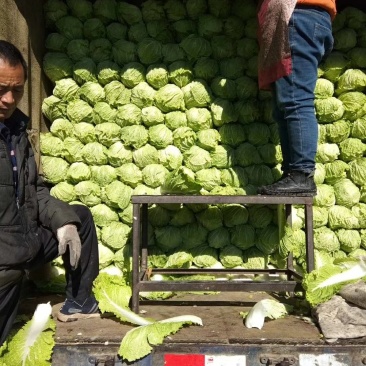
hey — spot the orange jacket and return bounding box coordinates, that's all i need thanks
[297,0,337,19]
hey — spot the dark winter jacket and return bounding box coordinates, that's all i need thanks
[0,108,80,269]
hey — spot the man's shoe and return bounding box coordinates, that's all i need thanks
[257,171,289,195]
[57,296,100,322]
[258,170,316,197]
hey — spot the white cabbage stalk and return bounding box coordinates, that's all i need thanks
[22,302,52,366]
[150,274,169,281]
[102,289,152,326]
[159,315,203,325]
[244,299,290,329]
[244,301,267,329]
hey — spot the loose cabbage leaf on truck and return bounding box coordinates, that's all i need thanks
[303,256,366,307]
[93,273,202,362]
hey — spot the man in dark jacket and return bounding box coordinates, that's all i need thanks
[0,40,99,346]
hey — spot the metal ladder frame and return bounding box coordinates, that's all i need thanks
[131,195,314,313]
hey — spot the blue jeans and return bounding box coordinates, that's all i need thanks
[272,6,333,174]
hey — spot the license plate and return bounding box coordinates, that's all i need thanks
[164,354,246,366]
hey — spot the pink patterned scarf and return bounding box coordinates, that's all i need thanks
[257,0,297,90]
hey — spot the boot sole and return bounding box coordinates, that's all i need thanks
[259,191,316,197]
[57,311,101,322]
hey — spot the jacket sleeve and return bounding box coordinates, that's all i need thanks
[21,123,81,233]
[37,175,81,233]
[13,111,81,233]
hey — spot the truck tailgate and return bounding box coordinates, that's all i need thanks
[19,291,366,365]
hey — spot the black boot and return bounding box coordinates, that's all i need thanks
[258,170,316,196]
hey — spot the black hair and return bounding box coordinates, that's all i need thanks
[0,40,28,81]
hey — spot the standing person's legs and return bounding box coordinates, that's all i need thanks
[0,269,24,346]
[275,6,333,173]
[260,6,333,195]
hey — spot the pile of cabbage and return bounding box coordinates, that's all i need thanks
[41,0,366,277]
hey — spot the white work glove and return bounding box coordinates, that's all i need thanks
[57,224,81,270]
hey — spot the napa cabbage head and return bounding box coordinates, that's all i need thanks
[169,60,194,87]
[303,257,366,307]
[339,91,366,121]
[315,97,344,123]
[154,84,185,112]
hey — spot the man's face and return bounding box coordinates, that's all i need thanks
[0,59,25,122]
